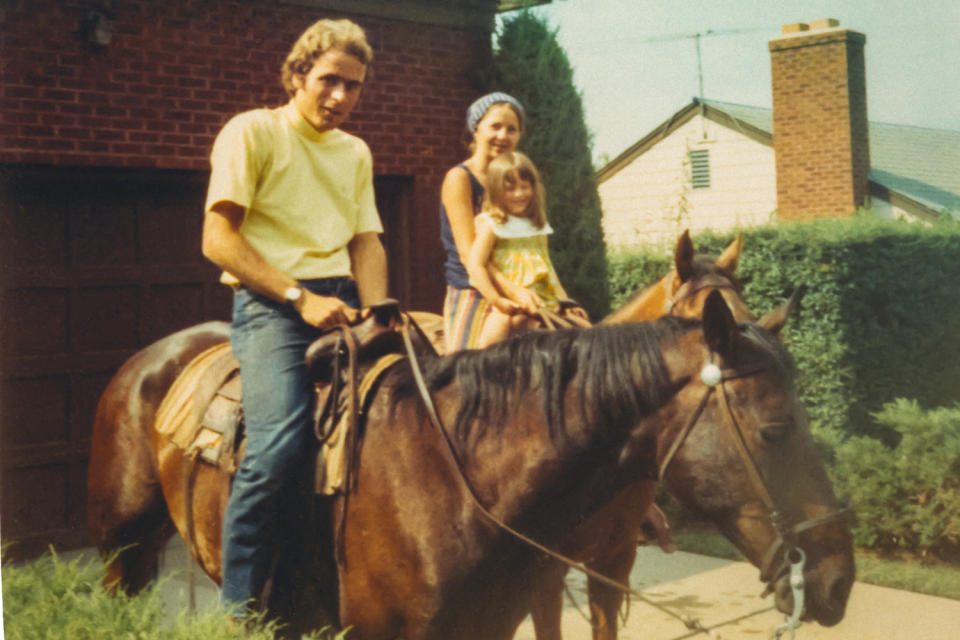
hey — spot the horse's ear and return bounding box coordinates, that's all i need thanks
[674,229,694,283]
[758,286,804,336]
[716,233,743,274]
[702,290,736,357]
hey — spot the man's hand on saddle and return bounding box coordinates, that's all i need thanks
[297,292,360,329]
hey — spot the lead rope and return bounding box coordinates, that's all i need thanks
[398,314,716,636]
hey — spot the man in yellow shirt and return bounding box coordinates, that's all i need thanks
[201,18,387,615]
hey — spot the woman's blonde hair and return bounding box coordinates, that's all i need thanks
[481,151,547,228]
[281,19,374,96]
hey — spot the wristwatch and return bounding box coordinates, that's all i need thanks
[284,285,305,307]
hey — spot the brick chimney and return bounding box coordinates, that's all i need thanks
[769,18,870,219]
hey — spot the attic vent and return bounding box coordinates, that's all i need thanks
[689,150,711,189]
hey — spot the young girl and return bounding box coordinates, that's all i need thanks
[467,151,587,347]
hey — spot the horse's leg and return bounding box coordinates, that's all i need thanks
[88,371,175,593]
[530,559,568,640]
[577,482,660,640]
[585,542,637,640]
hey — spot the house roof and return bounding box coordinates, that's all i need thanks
[598,98,960,221]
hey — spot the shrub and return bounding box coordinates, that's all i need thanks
[832,399,960,558]
[1,549,345,640]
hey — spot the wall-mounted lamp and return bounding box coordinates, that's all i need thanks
[82,9,114,47]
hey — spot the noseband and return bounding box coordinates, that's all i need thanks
[657,356,850,593]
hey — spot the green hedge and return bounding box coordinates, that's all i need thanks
[608,218,960,448]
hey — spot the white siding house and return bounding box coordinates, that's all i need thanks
[599,99,960,248]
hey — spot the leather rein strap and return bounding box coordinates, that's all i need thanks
[396,314,752,633]
[397,313,649,601]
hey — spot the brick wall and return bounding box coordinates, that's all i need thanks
[768,22,870,220]
[1,0,493,309]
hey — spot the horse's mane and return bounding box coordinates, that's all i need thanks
[609,256,742,317]
[392,317,698,449]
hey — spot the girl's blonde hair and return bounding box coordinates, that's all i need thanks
[281,19,374,97]
[481,151,547,227]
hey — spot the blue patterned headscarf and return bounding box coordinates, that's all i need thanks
[466,92,525,134]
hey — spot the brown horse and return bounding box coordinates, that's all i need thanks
[88,291,854,639]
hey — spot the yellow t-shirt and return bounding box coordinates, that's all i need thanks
[205,101,383,284]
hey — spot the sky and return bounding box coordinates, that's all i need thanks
[503,0,960,164]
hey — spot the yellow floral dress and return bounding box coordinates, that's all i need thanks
[476,212,565,310]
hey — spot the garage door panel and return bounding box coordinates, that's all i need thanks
[71,371,113,443]
[141,203,204,266]
[3,288,69,356]
[71,201,138,268]
[1,196,69,269]
[75,285,140,351]
[143,283,206,343]
[2,375,70,447]
[2,464,71,537]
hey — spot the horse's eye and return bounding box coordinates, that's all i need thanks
[760,423,789,444]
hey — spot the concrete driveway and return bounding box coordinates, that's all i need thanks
[514,546,959,639]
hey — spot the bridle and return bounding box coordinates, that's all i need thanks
[657,353,850,637]
[666,272,742,314]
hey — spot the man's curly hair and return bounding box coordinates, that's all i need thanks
[281,19,373,96]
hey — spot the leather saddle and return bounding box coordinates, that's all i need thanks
[162,299,421,478]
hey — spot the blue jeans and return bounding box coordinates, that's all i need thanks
[220,277,359,613]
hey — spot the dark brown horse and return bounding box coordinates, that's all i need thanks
[531,230,758,640]
[88,291,854,639]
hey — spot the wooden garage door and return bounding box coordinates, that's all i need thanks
[0,166,230,559]
[0,167,416,559]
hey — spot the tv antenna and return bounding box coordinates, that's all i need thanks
[631,28,770,100]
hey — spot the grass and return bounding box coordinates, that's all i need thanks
[855,552,960,600]
[1,548,348,640]
[673,529,960,601]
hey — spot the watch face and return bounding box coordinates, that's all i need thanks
[285,286,302,303]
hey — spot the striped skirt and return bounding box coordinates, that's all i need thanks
[442,286,490,352]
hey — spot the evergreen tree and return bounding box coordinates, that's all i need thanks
[488,11,611,318]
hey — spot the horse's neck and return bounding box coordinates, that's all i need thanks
[458,394,656,538]
[604,274,671,324]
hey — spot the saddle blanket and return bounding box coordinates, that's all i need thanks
[154,341,242,471]
[153,341,406,495]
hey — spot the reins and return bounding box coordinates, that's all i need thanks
[394,313,723,635]
[394,312,847,639]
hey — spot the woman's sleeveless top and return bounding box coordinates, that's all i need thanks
[440,164,484,289]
